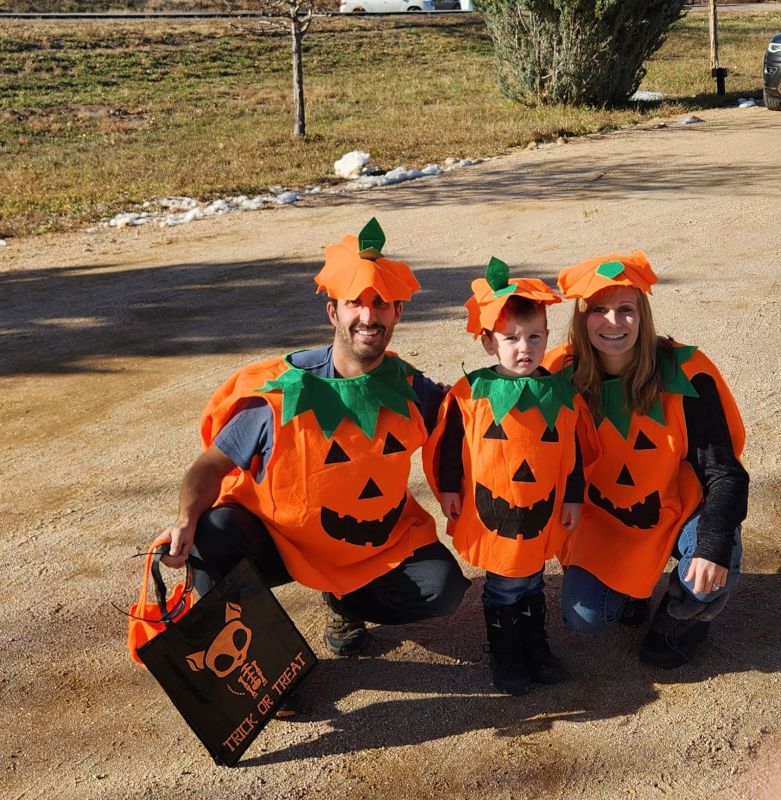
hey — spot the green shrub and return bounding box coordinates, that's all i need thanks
[475,0,687,105]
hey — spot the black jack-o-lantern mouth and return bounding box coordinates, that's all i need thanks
[321,493,407,547]
[587,484,661,529]
[475,482,555,540]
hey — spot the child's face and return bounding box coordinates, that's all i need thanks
[481,310,548,377]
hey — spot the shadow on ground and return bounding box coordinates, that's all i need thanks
[238,568,781,766]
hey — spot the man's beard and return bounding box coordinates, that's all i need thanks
[335,321,391,367]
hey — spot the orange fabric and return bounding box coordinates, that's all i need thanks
[557,251,657,299]
[201,357,438,597]
[465,277,561,338]
[423,377,579,577]
[314,234,419,301]
[127,535,194,667]
[549,345,745,597]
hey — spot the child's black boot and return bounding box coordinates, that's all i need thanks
[483,605,531,696]
[517,593,565,684]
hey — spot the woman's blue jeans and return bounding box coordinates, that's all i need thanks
[562,512,742,635]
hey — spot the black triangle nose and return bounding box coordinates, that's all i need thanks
[512,460,535,483]
[359,478,383,499]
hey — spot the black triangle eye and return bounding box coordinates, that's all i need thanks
[325,441,350,464]
[358,478,383,499]
[633,431,657,450]
[484,421,508,440]
[513,460,536,483]
[383,433,406,455]
[616,465,635,486]
[541,427,559,443]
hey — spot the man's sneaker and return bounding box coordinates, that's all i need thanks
[323,609,369,656]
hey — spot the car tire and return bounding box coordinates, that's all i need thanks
[407,6,421,9]
[764,89,781,111]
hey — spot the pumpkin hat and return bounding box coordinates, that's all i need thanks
[314,218,420,302]
[465,257,562,338]
[557,251,657,300]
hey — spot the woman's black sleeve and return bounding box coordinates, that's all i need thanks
[683,372,749,567]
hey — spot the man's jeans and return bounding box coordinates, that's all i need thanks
[561,512,743,635]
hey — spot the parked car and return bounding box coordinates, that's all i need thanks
[339,0,435,11]
[764,32,781,111]
[432,0,462,9]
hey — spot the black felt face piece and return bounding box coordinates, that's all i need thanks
[475,483,556,540]
[320,494,408,547]
[319,436,409,547]
[587,484,661,529]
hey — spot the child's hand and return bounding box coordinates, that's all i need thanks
[560,502,582,531]
[440,492,462,522]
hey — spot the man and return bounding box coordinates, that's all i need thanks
[163,218,470,656]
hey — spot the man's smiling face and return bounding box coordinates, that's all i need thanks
[328,289,402,374]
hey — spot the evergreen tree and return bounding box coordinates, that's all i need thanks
[475,0,687,105]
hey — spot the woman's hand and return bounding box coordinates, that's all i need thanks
[685,557,728,594]
[439,492,462,522]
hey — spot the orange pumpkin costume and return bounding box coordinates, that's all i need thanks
[424,257,580,577]
[425,369,580,577]
[201,353,438,597]
[546,252,747,599]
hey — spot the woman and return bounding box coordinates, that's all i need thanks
[545,251,749,668]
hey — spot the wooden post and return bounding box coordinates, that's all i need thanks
[291,19,305,137]
[709,0,727,96]
[709,0,719,70]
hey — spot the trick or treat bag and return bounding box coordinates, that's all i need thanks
[133,545,317,767]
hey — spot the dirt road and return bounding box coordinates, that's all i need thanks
[1,105,779,800]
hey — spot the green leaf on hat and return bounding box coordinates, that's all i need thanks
[358,217,385,260]
[486,256,514,296]
[595,260,625,279]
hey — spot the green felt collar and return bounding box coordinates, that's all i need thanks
[467,365,576,430]
[257,354,420,439]
[598,344,699,438]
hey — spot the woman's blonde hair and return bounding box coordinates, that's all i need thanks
[568,287,669,421]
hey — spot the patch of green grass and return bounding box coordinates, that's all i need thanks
[0,10,779,237]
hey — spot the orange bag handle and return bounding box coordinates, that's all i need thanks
[127,535,195,666]
[134,535,172,620]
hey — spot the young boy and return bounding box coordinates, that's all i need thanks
[424,257,584,696]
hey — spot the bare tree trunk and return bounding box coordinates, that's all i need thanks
[291,22,305,138]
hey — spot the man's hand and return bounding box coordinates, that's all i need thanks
[685,556,728,595]
[560,502,582,531]
[162,521,196,568]
[439,492,462,522]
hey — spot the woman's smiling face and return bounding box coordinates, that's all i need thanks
[585,286,641,372]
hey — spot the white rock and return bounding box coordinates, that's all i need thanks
[738,98,756,108]
[0,239,6,247]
